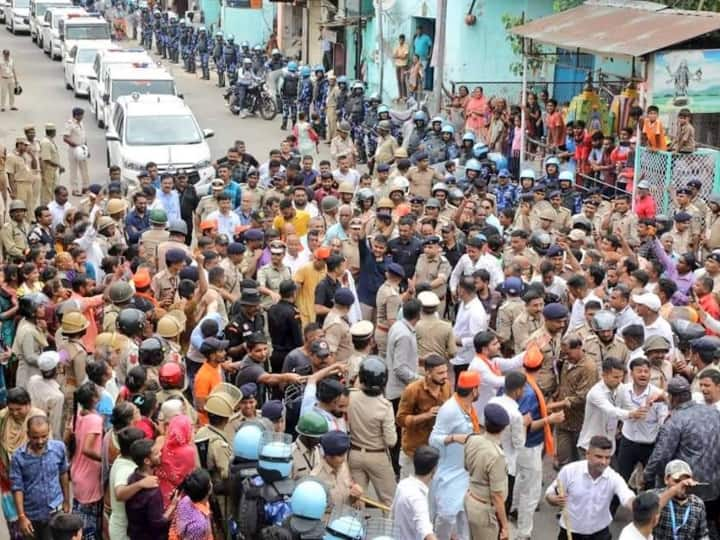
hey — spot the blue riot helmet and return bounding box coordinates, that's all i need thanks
[465,158,482,173]
[377,105,390,115]
[301,66,311,77]
[287,61,298,72]
[364,517,395,540]
[472,142,489,160]
[272,48,281,57]
[233,420,266,461]
[441,124,455,135]
[240,40,249,48]
[559,170,574,184]
[314,64,325,73]
[290,478,328,521]
[488,152,508,171]
[368,93,381,104]
[413,110,427,124]
[257,431,293,482]
[227,34,235,42]
[337,75,348,85]
[462,131,476,144]
[324,507,365,540]
[431,115,443,127]
[215,31,223,38]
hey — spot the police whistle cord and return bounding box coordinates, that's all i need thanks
[357,496,391,513]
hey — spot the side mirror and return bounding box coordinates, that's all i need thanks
[88,74,96,80]
[60,34,64,41]
[203,128,214,139]
[103,93,109,104]
[42,21,49,27]
[105,132,119,142]
[66,58,74,64]
[177,93,184,99]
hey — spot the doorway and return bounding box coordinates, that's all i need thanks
[411,16,435,91]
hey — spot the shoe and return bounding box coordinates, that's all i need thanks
[10,107,17,111]
[0,109,4,112]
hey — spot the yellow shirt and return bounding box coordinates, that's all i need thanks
[294,261,326,326]
[273,209,311,237]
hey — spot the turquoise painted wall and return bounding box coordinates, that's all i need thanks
[359,0,555,103]
[221,1,275,47]
[200,0,220,31]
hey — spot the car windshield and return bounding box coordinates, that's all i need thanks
[77,48,97,63]
[66,24,109,40]
[111,79,174,101]
[15,0,29,7]
[125,115,202,146]
[36,3,61,16]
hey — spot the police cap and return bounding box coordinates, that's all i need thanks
[320,431,351,456]
[543,302,569,320]
[350,320,373,339]
[386,262,405,278]
[333,288,355,306]
[483,403,510,428]
[261,400,284,422]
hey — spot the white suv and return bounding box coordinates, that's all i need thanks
[4,0,30,34]
[41,6,85,58]
[64,40,111,97]
[29,0,69,42]
[106,94,215,192]
[60,14,110,62]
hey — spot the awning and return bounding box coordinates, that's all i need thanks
[511,0,720,58]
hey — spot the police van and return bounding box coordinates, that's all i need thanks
[59,14,110,62]
[29,0,69,43]
[89,48,153,127]
[4,0,30,34]
[40,6,85,59]
[99,64,178,130]
[106,94,214,191]
[63,40,112,97]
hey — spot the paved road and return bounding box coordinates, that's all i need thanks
[0,28,634,540]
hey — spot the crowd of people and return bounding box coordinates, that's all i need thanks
[3,11,720,539]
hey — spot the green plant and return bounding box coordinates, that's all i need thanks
[501,13,553,77]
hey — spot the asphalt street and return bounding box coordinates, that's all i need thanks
[0,27,633,540]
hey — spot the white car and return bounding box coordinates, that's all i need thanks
[41,6,85,58]
[64,40,111,97]
[0,0,7,22]
[29,0,69,43]
[60,14,110,62]
[4,0,30,34]
[88,47,152,124]
[106,94,214,192]
[99,64,177,129]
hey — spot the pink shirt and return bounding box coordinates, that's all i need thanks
[70,411,104,503]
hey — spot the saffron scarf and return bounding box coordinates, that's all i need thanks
[526,373,555,456]
[478,354,502,376]
[455,394,481,434]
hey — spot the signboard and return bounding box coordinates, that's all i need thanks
[652,49,718,113]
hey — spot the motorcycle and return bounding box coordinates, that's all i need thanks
[224,79,277,120]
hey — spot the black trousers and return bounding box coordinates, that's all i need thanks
[558,527,611,540]
[616,436,654,482]
[505,474,515,515]
[390,398,402,477]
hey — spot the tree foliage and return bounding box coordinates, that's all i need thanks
[501,13,553,77]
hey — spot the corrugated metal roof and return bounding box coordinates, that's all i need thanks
[511,0,720,58]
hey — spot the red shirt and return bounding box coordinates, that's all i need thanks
[574,133,592,175]
[634,195,656,219]
[700,293,720,335]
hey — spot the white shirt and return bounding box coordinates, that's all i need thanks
[449,253,504,293]
[532,274,568,303]
[615,305,642,332]
[546,460,634,535]
[451,297,488,366]
[488,394,525,475]
[619,383,668,444]
[283,249,310,275]
[578,380,630,451]
[48,200,73,229]
[643,316,675,354]
[618,522,652,540]
[294,201,319,218]
[207,210,241,239]
[332,167,361,188]
[469,353,524,421]
[391,476,434,540]
[569,291,602,329]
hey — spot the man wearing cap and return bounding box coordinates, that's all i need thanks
[346,320,374,384]
[291,411,328,481]
[0,199,28,261]
[27,352,64,439]
[634,179,657,220]
[644,376,720,517]
[415,236,452,313]
[374,262,406,357]
[374,121,399,168]
[416,291,456,363]
[671,211,696,256]
[601,194,639,245]
[39,123,63,206]
[330,126,357,166]
[674,185,703,239]
[63,108,88,196]
[429,370,482,540]
[311,431,362,511]
[494,277,525,348]
[140,209,170,268]
[406,152,443,200]
[372,163,392,201]
[5,138,34,215]
[511,289,545,355]
[157,221,192,272]
[323,288,355,364]
[634,292,675,352]
[257,241,291,308]
[195,179,225,230]
[151,248,187,307]
[220,242,247,297]
[525,302,569,397]
[464,403,512,540]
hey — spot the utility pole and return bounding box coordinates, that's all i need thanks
[376,0,384,97]
[433,0,447,114]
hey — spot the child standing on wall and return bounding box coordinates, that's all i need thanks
[670,108,696,154]
[642,105,668,151]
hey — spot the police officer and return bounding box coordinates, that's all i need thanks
[464,402,511,540]
[267,280,303,376]
[346,82,366,161]
[311,431,361,511]
[225,287,265,360]
[195,386,235,531]
[213,31,225,87]
[168,18,180,63]
[57,310,89,427]
[283,478,328,539]
[292,412,329,481]
[280,61,300,130]
[404,111,427,156]
[103,281,135,333]
[0,200,28,262]
[363,94,381,166]
[157,220,191,272]
[526,302,568,398]
[224,35,239,86]
[196,27,211,80]
[140,208,170,268]
[151,248,187,307]
[235,58,257,117]
[183,24,195,72]
[152,10,162,55]
[312,65,329,139]
[323,288,355,365]
[347,320,373,385]
[415,236,451,313]
[347,356,397,507]
[39,123,62,206]
[239,40,251,63]
[298,66,313,119]
[584,310,629,369]
[374,262,404,358]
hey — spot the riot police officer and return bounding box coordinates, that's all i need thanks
[280,62,300,130]
[152,10,162,55]
[213,31,226,87]
[336,76,348,119]
[298,65,313,119]
[239,40,251,62]
[423,116,445,164]
[405,111,428,156]
[346,81,366,160]
[312,65,329,139]
[159,12,170,59]
[363,93,381,166]
[183,25,195,72]
[140,8,152,50]
[224,35,239,86]
[168,18,180,63]
[196,27,211,80]
[441,125,459,160]
[252,44,266,74]
[281,478,328,539]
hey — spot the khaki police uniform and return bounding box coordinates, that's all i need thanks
[374,281,402,358]
[220,258,243,297]
[102,304,122,333]
[526,325,562,398]
[552,204,572,231]
[291,437,322,481]
[196,195,220,223]
[151,269,181,305]
[463,432,508,540]
[323,308,353,365]
[6,151,33,213]
[157,240,193,272]
[13,318,48,389]
[195,424,233,520]
[25,138,41,208]
[502,246,540,270]
[528,199,553,230]
[416,313,456,362]
[141,228,170,268]
[341,238,360,277]
[604,210,638,245]
[347,388,397,506]
[243,185,266,211]
[0,219,28,262]
[706,209,720,251]
[39,134,60,206]
[374,134,399,167]
[311,458,354,512]
[414,253,451,313]
[495,297,524,345]
[257,263,292,309]
[407,166,442,199]
[511,312,544,355]
[63,117,88,193]
[372,178,392,202]
[583,334,629,372]
[670,225,693,256]
[677,202,703,238]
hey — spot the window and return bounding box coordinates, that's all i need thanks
[110,79,175,101]
[65,23,110,40]
[14,0,30,8]
[77,48,98,63]
[43,11,50,23]
[225,0,251,8]
[125,115,202,146]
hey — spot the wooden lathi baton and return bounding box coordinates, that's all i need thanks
[557,479,572,540]
[358,495,391,513]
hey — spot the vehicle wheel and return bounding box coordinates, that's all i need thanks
[37,36,42,48]
[106,149,110,168]
[66,78,73,90]
[98,113,104,129]
[31,32,36,42]
[260,96,277,121]
[52,52,59,61]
